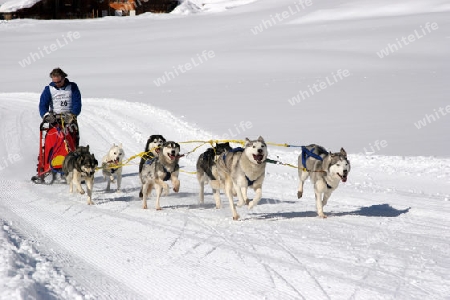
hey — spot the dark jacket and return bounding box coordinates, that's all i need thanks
[39,78,81,117]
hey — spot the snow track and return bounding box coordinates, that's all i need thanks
[1,93,449,299]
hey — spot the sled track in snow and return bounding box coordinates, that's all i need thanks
[1,94,449,299]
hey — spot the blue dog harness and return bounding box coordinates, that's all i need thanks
[301,146,334,189]
[301,146,323,168]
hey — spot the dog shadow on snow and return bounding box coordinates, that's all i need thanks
[251,203,411,220]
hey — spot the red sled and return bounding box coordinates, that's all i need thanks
[31,114,79,184]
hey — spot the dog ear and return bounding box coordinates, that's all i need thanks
[244,138,251,146]
[340,148,347,158]
[86,145,90,152]
[119,143,122,148]
[144,139,151,151]
[257,136,265,143]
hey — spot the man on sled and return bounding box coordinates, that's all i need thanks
[31,68,82,184]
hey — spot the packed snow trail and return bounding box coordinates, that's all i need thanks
[0,93,449,299]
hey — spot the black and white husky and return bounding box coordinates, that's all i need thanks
[297,144,351,218]
[62,145,98,205]
[216,137,268,220]
[196,142,232,208]
[139,141,181,210]
[138,135,166,197]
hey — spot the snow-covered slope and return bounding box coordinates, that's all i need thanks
[1,93,449,299]
[0,0,450,298]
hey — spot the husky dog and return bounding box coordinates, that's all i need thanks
[138,135,166,197]
[139,141,181,210]
[62,145,98,205]
[297,144,351,218]
[102,143,125,192]
[196,142,232,208]
[216,137,268,220]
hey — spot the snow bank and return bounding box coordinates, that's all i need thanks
[0,222,85,300]
[171,0,203,15]
[291,0,450,24]
[0,0,41,13]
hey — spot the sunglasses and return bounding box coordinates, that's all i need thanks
[53,78,64,84]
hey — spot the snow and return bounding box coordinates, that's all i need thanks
[0,0,450,299]
[0,0,41,13]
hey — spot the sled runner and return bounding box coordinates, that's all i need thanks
[31,113,79,184]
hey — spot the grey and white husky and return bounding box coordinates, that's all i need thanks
[216,136,268,220]
[62,145,98,205]
[297,144,351,218]
[139,141,181,210]
[196,142,232,208]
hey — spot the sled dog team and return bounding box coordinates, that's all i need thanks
[62,135,351,220]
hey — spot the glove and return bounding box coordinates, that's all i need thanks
[43,112,56,123]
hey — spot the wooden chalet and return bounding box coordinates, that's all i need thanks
[0,0,179,19]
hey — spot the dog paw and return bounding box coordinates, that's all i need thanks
[318,213,327,219]
[142,204,147,209]
[87,200,94,205]
[248,201,254,209]
[232,214,240,221]
[173,187,179,193]
[297,191,303,199]
[156,206,162,211]
[80,190,85,195]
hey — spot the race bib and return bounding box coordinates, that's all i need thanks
[49,85,72,114]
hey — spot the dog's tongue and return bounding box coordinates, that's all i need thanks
[169,154,176,160]
[341,176,347,183]
[156,148,160,153]
[253,154,264,163]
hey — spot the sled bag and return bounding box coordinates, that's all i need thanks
[43,127,76,172]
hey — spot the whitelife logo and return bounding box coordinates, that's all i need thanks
[18,31,81,67]
[376,22,439,58]
[288,69,351,106]
[153,50,215,87]
[250,0,313,35]
[414,105,450,129]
